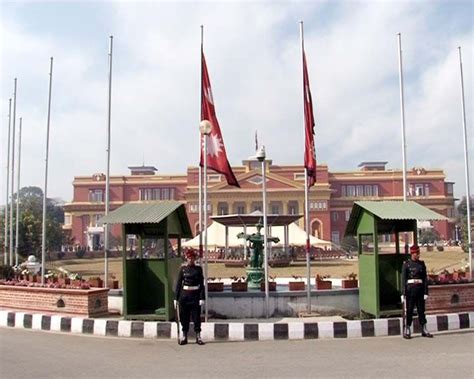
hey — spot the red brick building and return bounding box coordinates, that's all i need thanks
[63,161,456,250]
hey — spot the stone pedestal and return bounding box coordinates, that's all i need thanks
[246,267,264,289]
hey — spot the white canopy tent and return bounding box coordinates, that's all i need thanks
[182,221,332,250]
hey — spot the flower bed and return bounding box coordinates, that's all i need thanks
[0,282,109,317]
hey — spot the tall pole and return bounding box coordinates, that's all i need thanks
[457,46,472,280]
[15,117,22,266]
[104,35,114,287]
[258,146,269,318]
[10,78,17,266]
[198,25,204,262]
[4,98,11,265]
[397,33,408,202]
[301,21,312,313]
[199,120,211,322]
[41,57,53,284]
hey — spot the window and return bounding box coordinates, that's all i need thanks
[89,189,103,202]
[373,185,379,196]
[415,184,424,196]
[341,186,347,197]
[271,205,280,214]
[356,185,364,196]
[446,183,454,195]
[345,210,351,221]
[347,185,356,197]
[64,214,72,225]
[189,204,198,213]
[294,173,305,181]
[424,184,430,196]
[208,174,222,182]
[237,205,245,214]
[288,202,298,215]
[332,211,339,222]
[139,187,175,200]
[364,185,373,196]
[93,214,103,227]
[218,203,228,215]
[331,231,340,244]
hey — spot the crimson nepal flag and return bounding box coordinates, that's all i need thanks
[303,51,317,187]
[200,51,240,187]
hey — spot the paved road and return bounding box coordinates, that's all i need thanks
[0,328,472,378]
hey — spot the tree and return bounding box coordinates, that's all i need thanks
[0,186,65,259]
[457,196,474,253]
[419,228,440,245]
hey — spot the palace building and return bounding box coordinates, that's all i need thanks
[63,160,456,250]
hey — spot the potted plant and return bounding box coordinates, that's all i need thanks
[288,275,305,291]
[207,277,224,292]
[315,274,332,290]
[260,275,277,291]
[438,269,453,284]
[341,272,357,289]
[452,267,467,282]
[108,274,119,289]
[88,276,103,288]
[427,268,439,284]
[231,276,248,292]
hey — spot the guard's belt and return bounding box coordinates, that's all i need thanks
[183,285,200,290]
[407,279,423,284]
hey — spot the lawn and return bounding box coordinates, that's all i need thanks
[48,247,468,286]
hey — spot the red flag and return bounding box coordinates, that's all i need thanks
[200,50,240,187]
[303,51,317,187]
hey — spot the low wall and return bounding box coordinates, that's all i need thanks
[426,283,474,314]
[0,286,109,317]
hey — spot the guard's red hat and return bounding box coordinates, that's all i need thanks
[185,249,197,258]
[410,244,420,254]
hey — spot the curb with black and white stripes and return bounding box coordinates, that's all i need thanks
[1,310,472,341]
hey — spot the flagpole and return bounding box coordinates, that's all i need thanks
[10,78,17,266]
[457,46,472,280]
[199,25,204,263]
[200,24,209,322]
[257,146,269,318]
[4,98,12,265]
[104,35,114,288]
[300,21,312,313]
[15,117,22,266]
[397,33,408,202]
[41,57,53,284]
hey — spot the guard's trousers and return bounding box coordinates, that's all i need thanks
[406,284,427,327]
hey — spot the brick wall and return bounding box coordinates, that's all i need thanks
[0,286,109,317]
[426,283,474,314]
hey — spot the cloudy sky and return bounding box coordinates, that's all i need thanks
[1,0,472,203]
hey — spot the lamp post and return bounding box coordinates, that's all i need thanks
[199,119,212,322]
[256,145,269,318]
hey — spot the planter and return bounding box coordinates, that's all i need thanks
[427,274,439,284]
[288,281,305,291]
[0,285,109,317]
[108,279,119,289]
[316,280,332,290]
[341,279,357,289]
[260,281,277,291]
[58,277,71,286]
[438,273,453,284]
[231,282,248,292]
[208,282,224,292]
[453,272,467,281]
[88,278,103,288]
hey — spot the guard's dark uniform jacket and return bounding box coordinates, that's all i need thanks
[402,258,428,327]
[175,264,205,334]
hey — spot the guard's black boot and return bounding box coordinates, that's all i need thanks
[403,326,411,339]
[179,333,188,345]
[421,324,433,338]
[196,332,205,345]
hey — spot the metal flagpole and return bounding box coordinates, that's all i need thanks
[10,78,17,266]
[300,21,312,313]
[4,98,12,265]
[104,35,114,288]
[199,25,204,263]
[457,46,472,280]
[41,57,53,284]
[397,33,408,202]
[258,146,269,318]
[200,24,209,322]
[15,117,22,266]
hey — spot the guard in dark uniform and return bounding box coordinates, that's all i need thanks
[401,244,433,339]
[174,249,205,345]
